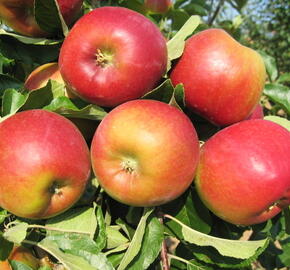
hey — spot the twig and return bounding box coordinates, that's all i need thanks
[208,0,225,26]
[157,210,170,270]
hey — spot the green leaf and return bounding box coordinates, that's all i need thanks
[34,0,68,36]
[43,233,114,270]
[0,208,8,224]
[142,79,174,103]
[278,236,290,267]
[0,28,60,45]
[94,205,107,252]
[1,89,28,117]
[187,263,208,270]
[3,222,29,245]
[128,216,164,270]
[44,233,101,254]
[284,207,290,235]
[167,15,200,71]
[106,226,129,249]
[107,252,126,269]
[184,4,208,16]
[230,0,248,11]
[264,116,290,131]
[117,207,154,270]
[169,9,191,31]
[37,238,96,270]
[0,52,14,73]
[277,73,290,84]
[0,35,60,66]
[0,75,23,95]
[9,260,33,270]
[0,232,14,260]
[43,96,107,120]
[73,251,114,270]
[142,79,185,110]
[176,240,268,269]
[22,80,67,110]
[116,219,135,240]
[259,51,278,82]
[46,206,98,238]
[166,215,269,260]
[263,83,290,114]
[105,243,129,257]
[169,83,186,109]
[163,189,212,239]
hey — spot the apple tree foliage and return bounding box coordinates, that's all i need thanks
[0,0,290,269]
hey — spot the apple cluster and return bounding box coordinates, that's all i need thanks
[0,2,289,228]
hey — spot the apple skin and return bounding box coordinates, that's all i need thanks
[0,0,83,37]
[195,119,290,226]
[0,109,91,219]
[24,62,64,91]
[24,62,76,98]
[91,99,200,207]
[59,6,168,107]
[0,246,39,270]
[170,28,266,126]
[144,0,172,14]
[246,103,264,120]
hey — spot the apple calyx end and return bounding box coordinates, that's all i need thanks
[121,158,138,174]
[49,181,64,196]
[95,49,114,68]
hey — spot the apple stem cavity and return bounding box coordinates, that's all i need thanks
[95,49,114,68]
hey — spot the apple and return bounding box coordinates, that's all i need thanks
[170,28,266,126]
[59,6,168,107]
[0,109,91,219]
[91,99,200,206]
[0,0,83,37]
[24,62,76,98]
[195,119,290,226]
[144,0,172,14]
[24,62,64,91]
[0,246,39,270]
[246,103,264,120]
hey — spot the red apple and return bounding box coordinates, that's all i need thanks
[24,62,76,98]
[0,109,91,219]
[195,119,290,225]
[0,0,83,37]
[24,62,64,91]
[91,99,200,206]
[0,246,39,270]
[246,103,264,120]
[59,6,168,107]
[170,28,266,126]
[144,0,172,14]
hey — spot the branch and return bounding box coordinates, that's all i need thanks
[160,238,170,270]
[208,0,226,26]
[157,210,170,270]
